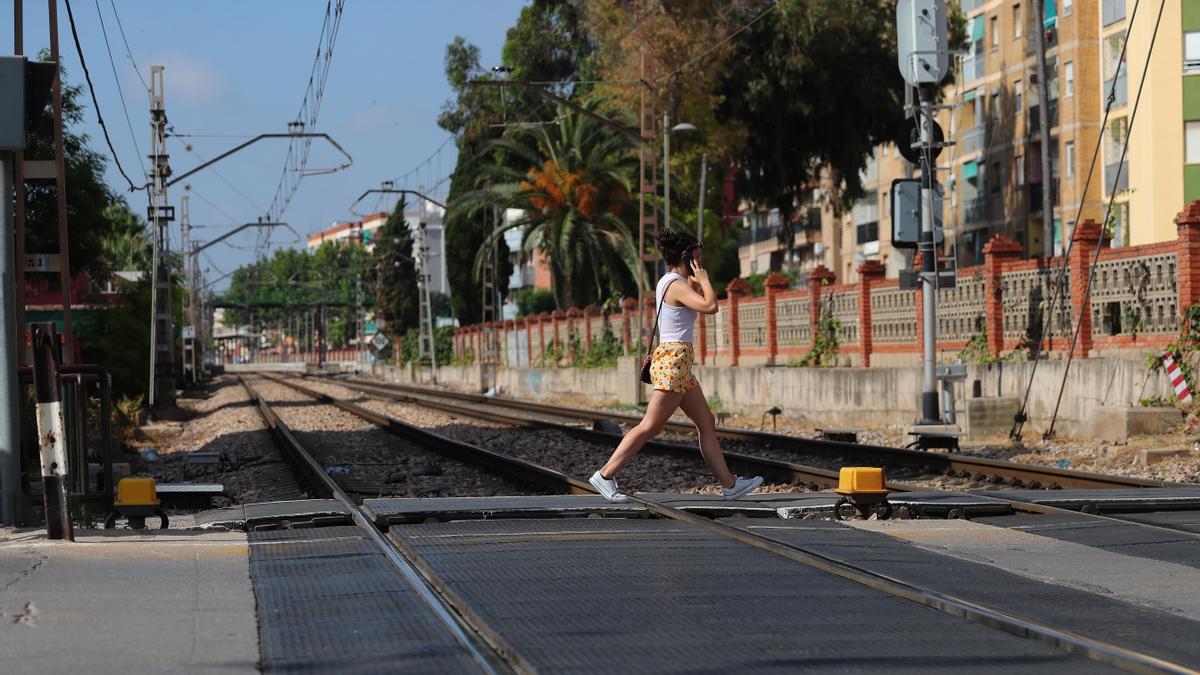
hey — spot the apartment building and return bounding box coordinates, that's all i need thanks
[305,202,451,296]
[744,0,1194,283]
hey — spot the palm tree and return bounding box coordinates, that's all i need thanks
[452,98,641,309]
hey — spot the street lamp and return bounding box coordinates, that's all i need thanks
[663,119,707,245]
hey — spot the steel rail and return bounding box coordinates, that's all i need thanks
[264,374,1195,674]
[302,374,878,492]
[237,376,529,675]
[350,378,1177,491]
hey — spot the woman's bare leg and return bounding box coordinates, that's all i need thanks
[678,385,735,488]
[600,389,684,477]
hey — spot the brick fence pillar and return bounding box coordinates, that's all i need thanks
[473,326,482,364]
[1068,219,1103,358]
[643,294,655,344]
[698,306,709,365]
[726,278,749,367]
[584,305,600,349]
[536,312,548,363]
[856,260,885,367]
[1176,200,1200,314]
[764,272,790,366]
[807,265,836,351]
[983,234,1022,357]
[621,297,635,353]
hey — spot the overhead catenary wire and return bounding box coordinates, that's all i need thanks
[1010,0,1146,439]
[92,0,146,181]
[107,0,149,92]
[1042,0,1168,439]
[265,0,347,222]
[653,0,779,85]
[62,0,145,192]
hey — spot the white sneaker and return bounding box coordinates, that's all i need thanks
[722,475,764,501]
[590,471,630,503]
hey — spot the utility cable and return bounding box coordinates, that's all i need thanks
[63,0,145,192]
[1043,0,1167,439]
[653,0,779,85]
[107,0,149,92]
[92,0,146,180]
[1010,0,1144,438]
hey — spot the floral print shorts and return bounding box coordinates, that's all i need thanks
[649,342,699,393]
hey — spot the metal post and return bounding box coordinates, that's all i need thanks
[1034,0,1053,255]
[918,85,939,424]
[31,323,72,540]
[697,153,708,244]
[47,0,75,363]
[0,152,20,526]
[663,111,670,233]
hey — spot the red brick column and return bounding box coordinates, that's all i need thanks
[538,311,549,362]
[1068,219,1102,358]
[698,309,709,365]
[856,261,885,367]
[1176,201,1200,313]
[621,297,635,352]
[584,305,600,349]
[506,319,516,366]
[807,265,837,351]
[764,272,790,366]
[983,234,1022,356]
[552,310,566,353]
[643,294,655,344]
[726,278,749,367]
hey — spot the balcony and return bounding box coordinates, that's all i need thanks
[964,197,990,225]
[1105,160,1129,194]
[960,125,988,155]
[961,55,985,83]
[738,224,782,247]
[1028,101,1059,131]
[1103,69,1128,108]
[1029,180,1061,212]
[1102,0,1127,26]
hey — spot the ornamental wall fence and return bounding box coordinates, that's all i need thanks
[453,201,1200,369]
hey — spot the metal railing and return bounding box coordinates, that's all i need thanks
[960,125,988,155]
[1105,160,1129,194]
[1103,70,1128,108]
[964,197,990,225]
[738,224,782,247]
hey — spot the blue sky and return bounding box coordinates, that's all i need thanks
[1,0,528,289]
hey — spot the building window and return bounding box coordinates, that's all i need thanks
[1014,4,1022,38]
[1065,141,1075,177]
[1186,32,1200,73]
[990,162,1001,194]
[991,16,999,49]
[1014,79,1023,112]
[1063,0,1072,16]
[1102,0,1126,26]
[1064,61,1074,97]
[1187,121,1200,164]
[1016,155,1025,185]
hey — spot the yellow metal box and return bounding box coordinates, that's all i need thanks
[837,467,888,495]
[114,477,160,506]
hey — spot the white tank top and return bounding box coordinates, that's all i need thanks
[655,272,696,344]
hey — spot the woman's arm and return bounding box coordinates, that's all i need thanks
[667,260,719,314]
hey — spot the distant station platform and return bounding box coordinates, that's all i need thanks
[5,490,1200,672]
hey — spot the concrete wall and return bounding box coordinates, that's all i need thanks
[380,356,1175,439]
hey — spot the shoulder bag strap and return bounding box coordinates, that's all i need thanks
[647,277,678,356]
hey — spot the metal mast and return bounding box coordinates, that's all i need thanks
[180,195,196,385]
[147,66,174,407]
[479,194,498,393]
[416,192,438,384]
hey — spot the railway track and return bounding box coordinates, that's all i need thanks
[319,374,1179,492]
[242,373,1197,674]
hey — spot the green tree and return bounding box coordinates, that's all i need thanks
[717,0,907,273]
[24,55,122,281]
[439,37,512,324]
[100,201,151,272]
[372,197,419,334]
[453,99,640,309]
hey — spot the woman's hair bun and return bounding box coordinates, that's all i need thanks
[655,229,697,266]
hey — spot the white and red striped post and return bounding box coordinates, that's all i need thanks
[1162,352,1194,405]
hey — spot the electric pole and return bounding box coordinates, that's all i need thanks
[416,191,438,384]
[1034,0,1054,256]
[180,195,195,386]
[638,52,657,352]
[147,65,175,407]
